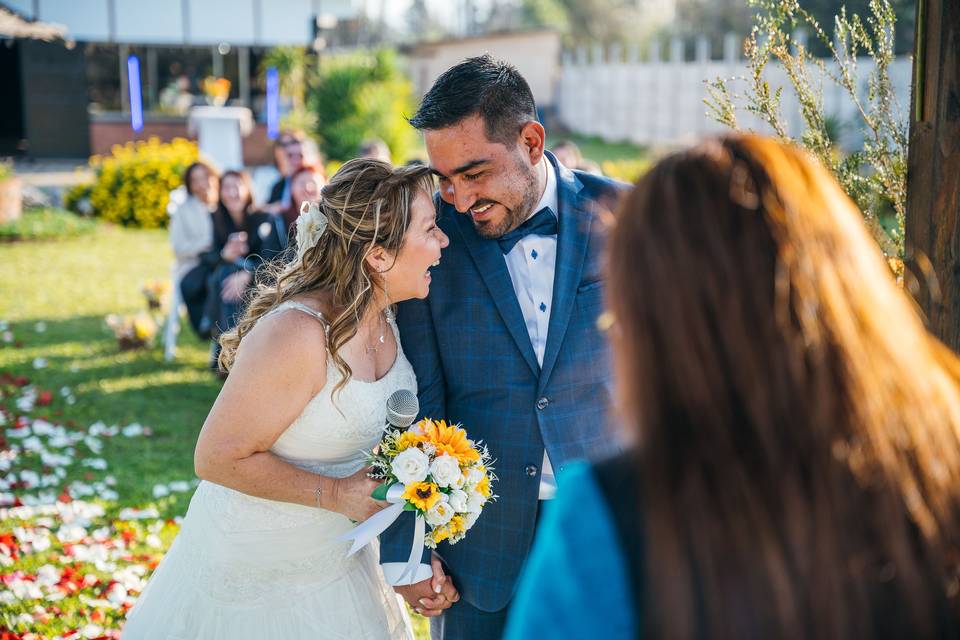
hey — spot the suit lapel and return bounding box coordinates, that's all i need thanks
[451,210,541,377]
[539,156,590,390]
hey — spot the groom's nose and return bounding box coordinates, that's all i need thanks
[443,181,477,214]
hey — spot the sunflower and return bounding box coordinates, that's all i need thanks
[423,420,480,464]
[402,481,441,512]
[395,431,424,452]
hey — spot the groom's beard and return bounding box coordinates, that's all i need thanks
[472,160,540,240]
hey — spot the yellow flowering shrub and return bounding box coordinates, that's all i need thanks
[87,137,198,228]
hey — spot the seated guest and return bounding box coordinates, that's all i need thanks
[552,139,603,175]
[199,170,285,367]
[279,164,326,238]
[550,140,583,170]
[506,135,960,639]
[358,137,392,163]
[266,130,311,208]
[167,161,219,350]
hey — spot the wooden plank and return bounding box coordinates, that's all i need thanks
[905,0,960,350]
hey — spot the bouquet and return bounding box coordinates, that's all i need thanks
[105,313,157,350]
[370,418,496,548]
[141,279,170,311]
[338,418,496,580]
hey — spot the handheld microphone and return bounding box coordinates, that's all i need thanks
[385,389,419,428]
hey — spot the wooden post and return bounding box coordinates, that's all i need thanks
[905,0,960,350]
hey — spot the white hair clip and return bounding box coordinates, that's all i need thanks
[295,200,328,261]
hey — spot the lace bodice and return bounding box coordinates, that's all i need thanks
[264,300,418,477]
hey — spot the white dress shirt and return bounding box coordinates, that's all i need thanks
[383,159,559,586]
[502,159,558,501]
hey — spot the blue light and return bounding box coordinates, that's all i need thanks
[127,55,143,133]
[266,67,279,140]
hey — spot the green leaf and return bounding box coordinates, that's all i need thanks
[403,503,418,512]
[371,483,391,501]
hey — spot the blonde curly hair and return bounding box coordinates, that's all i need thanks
[218,158,434,395]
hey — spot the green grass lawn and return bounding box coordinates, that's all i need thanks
[1,224,219,517]
[0,222,430,637]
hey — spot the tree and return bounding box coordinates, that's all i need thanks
[904,0,960,351]
[308,50,417,162]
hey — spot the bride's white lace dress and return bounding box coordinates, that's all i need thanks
[122,301,415,639]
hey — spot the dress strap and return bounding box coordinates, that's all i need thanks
[264,300,330,334]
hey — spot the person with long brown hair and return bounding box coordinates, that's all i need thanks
[506,134,960,639]
[123,159,455,639]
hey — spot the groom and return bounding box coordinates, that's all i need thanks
[381,55,627,638]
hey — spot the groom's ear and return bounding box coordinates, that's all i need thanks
[519,121,546,165]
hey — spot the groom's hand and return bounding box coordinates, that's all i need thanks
[394,554,460,617]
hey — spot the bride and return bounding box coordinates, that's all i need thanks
[123,159,453,639]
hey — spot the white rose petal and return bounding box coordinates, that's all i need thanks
[465,491,485,514]
[391,448,430,485]
[463,511,480,531]
[429,454,461,488]
[447,489,469,512]
[425,500,455,527]
[122,423,143,437]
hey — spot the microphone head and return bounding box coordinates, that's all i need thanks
[386,389,419,428]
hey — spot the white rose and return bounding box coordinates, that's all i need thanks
[451,471,467,490]
[463,511,480,531]
[425,500,455,527]
[464,467,485,487]
[447,489,469,512]
[465,491,486,513]
[391,448,430,485]
[429,454,461,488]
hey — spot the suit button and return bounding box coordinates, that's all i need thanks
[525,465,539,477]
[536,397,550,411]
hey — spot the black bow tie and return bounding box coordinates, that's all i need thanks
[497,207,558,254]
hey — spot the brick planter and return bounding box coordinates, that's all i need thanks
[0,177,22,224]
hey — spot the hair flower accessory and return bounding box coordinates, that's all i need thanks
[295,200,328,260]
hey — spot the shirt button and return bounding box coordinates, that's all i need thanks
[525,464,539,477]
[536,397,549,411]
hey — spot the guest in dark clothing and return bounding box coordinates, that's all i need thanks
[507,135,960,639]
[278,165,325,239]
[198,170,285,367]
[266,132,322,209]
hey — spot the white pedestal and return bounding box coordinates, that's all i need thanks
[187,106,253,172]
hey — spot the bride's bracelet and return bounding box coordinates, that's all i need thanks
[314,477,325,509]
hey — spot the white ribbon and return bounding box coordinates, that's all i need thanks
[337,483,425,582]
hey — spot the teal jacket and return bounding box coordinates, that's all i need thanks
[505,462,638,639]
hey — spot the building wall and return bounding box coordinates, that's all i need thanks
[406,31,562,108]
[14,0,356,45]
[556,38,913,148]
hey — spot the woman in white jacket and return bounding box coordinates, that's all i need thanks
[164,161,219,360]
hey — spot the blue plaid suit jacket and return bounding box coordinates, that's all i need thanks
[381,153,628,612]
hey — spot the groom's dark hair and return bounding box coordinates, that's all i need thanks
[409,55,537,146]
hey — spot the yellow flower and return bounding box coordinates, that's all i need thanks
[475,474,491,498]
[431,526,451,545]
[423,420,480,464]
[133,313,157,340]
[402,482,441,511]
[396,432,424,452]
[448,515,465,536]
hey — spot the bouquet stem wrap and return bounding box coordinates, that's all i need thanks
[337,484,425,583]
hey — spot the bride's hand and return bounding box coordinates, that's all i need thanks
[330,467,389,521]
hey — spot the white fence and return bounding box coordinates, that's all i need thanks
[555,36,913,149]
